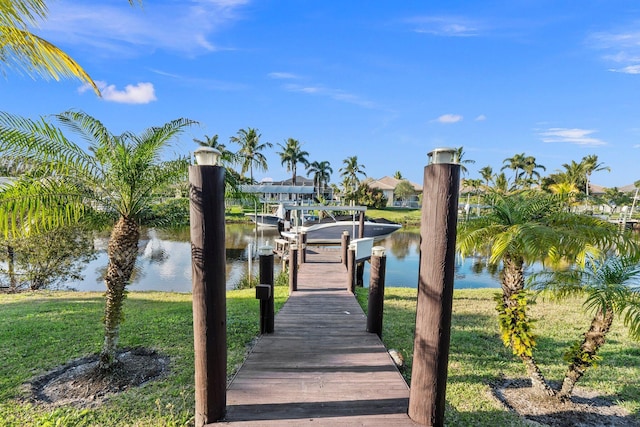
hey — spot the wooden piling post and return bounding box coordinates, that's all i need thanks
[366,247,386,338]
[408,148,460,426]
[289,245,298,295]
[189,164,227,426]
[356,262,364,287]
[300,232,307,264]
[358,211,365,238]
[341,231,350,269]
[259,246,275,334]
[346,245,356,294]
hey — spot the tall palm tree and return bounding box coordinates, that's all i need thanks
[501,153,527,186]
[230,128,272,183]
[277,138,309,186]
[1,0,139,95]
[456,146,475,176]
[457,191,628,396]
[581,154,610,198]
[478,165,493,188]
[193,133,235,165]
[307,160,333,198]
[339,156,366,204]
[531,255,640,400]
[0,110,196,370]
[521,155,546,187]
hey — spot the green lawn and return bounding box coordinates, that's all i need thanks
[1,287,638,426]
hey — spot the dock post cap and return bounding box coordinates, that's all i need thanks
[428,147,459,165]
[258,245,273,256]
[372,246,386,257]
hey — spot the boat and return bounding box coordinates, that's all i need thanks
[280,205,402,244]
[245,203,286,228]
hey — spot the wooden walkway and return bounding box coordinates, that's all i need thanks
[218,247,418,426]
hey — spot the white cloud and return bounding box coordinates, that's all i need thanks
[434,114,463,124]
[539,128,606,146]
[268,72,301,80]
[407,16,480,37]
[475,114,487,121]
[281,83,376,109]
[589,28,640,74]
[41,0,249,57]
[80,81,157,104]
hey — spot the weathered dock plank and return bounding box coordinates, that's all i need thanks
[217,246,418,426]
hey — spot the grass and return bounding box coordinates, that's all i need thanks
[355,287,640,425]
[1,286,638,426]
[0,286,288,427]
[367,207,421,226]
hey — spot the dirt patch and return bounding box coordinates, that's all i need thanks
[26,347,170,408]
[492,378,637,426]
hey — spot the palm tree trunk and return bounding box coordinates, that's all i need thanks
[7,245,17,292]
[99,216,140,370]
[501,255,554,396]
[558,307,614,400]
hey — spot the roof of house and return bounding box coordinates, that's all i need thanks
[368,176,422,192]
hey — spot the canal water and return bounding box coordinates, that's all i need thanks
[67,224,502,293]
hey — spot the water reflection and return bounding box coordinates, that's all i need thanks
[67,224,501,293]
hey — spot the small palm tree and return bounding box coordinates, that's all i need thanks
[277,138,309,186]
[457,191,628,396]
[531,255,640,400]
[193,133,235,165]
[0,110,196,370]
[230,128,272,183]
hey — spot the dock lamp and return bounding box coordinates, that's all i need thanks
[194,146,221,166]
[190,145,226,425]
[427,147,459,165]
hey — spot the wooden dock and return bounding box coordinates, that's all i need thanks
[218,247,418,426]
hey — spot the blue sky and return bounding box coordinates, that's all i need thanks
[3,0,640,188]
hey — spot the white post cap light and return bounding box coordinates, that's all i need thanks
[194,146,221,166]
[258,245,273,256]
[428,147,459,165]
[372,246,386,257]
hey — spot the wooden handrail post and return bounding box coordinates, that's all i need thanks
[366,247,386,338]
[346,245,356,294]
[189,164,226,426]
[289,245,298,295]
[408,149,460,426]
[259,246,275,334]
[341,231,350,269]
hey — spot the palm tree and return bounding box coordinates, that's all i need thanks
[0,110,196,370]
[1,0,139,95]
[394,171,403,180]
[457,191,628,396]
[339,156,366,204]
[456,146,475,176]
[531,255,640,400]
[478,166,493,188]
[548,181,580,211]
[277,138,309,186]
[230,128,272,183]
[307,160,333,198]
[521,155,546,187]
[582,155,610,198]
[193,133,235,165]
[501,153,527,186]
